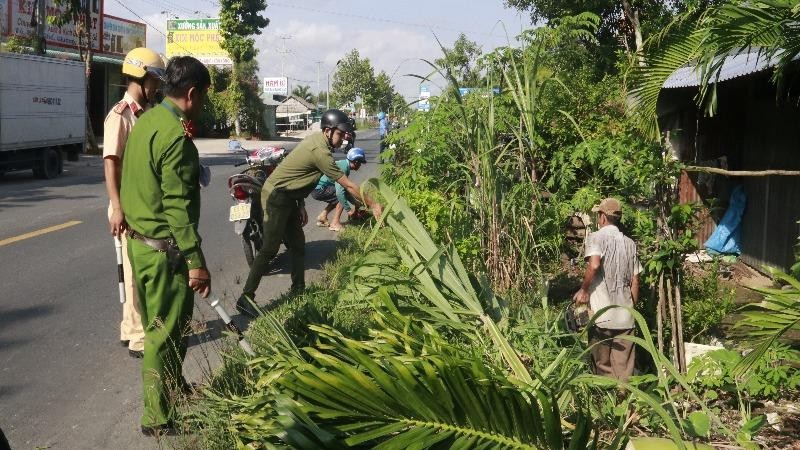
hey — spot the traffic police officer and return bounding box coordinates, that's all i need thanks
[120,56,211,436]
[236,110,383,317]
[103,47,166,358]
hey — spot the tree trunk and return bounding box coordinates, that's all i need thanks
[621,0,644,64]
[80,15,99,154]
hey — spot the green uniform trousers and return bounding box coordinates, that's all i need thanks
[128,238,194,427]
[242,191,305,297]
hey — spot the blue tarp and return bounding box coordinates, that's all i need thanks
[705,185,746,255]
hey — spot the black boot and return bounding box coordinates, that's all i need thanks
[236,294,261,319]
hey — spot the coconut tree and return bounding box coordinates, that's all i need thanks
[292,84,314,103]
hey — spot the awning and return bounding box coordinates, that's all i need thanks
[276,111,311,119]
[45,49,124,65]
[662,49,797,89]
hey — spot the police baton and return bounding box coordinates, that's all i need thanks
[205,293,255,356]
[113,236,126,304]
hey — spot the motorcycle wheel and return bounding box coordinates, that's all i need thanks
[242,236,257,267]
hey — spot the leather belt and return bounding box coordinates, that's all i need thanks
[128,230,175,252]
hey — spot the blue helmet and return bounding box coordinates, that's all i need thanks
[377,111,386,120]
[346,147,367,164]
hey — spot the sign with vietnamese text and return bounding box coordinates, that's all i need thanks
[9,0,102,51]
[418,84,430,112]
[102,15,146,55]
[166,18,232,65]
[263,77,288,95]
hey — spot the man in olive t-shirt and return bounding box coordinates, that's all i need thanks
[237,109,382,317]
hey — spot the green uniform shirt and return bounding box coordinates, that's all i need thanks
[264,132,345,203]
[316,159,352,210]
[121,99,206,270]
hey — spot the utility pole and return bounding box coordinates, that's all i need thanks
[315,61,322,107]
[278,35,293,78]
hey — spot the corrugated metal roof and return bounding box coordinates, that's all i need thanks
[663,49,784,89]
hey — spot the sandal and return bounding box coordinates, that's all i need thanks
[316,219,329,227]
[328,225,343,232]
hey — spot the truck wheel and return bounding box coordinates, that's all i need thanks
[66,145,81,162]
[37,149,62,179]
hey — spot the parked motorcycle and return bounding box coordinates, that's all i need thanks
[227,140,287,266]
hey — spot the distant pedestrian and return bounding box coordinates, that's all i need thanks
[103,47,166,359]
[573,198,641,381]
[121,56,211,436]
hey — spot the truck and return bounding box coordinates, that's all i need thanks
[0,52,87,179]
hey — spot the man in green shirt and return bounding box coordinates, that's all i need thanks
[237,110,382,317]
[120,56,211,436]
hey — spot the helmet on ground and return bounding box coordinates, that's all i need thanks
[377,111,386,120]
[123,48,167,81]
[320,109,355,133]
[564,301,593,333]
[346,147,367,164]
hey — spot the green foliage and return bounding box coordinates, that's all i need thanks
[732,267,800,374]
[2,36,36,54]
[369,70,394,112]
[331,49,376,108]
[681,262,735,340]
[644,204,701,281]
[198,62,266,137]
[218,0,269,64]
[218,0,268,136]
[505,0,683,73]
[688,345,800,400]
[292,84,314,102]
[434,33,483,87]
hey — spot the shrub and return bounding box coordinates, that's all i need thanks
[681,262,736,341]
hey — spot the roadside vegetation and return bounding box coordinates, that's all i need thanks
[187,1,800,448]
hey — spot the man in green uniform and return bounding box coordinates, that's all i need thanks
[237,110,382,317]
[120,56,211,436]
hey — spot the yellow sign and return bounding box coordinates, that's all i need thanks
[166,19,232,65]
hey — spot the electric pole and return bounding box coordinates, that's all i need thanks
[315,61,322,107]
[278,35,293,79]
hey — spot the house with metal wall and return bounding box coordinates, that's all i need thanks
[658,50,800,271]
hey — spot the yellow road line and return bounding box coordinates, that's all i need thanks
[0,220,82,247]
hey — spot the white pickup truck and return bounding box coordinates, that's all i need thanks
[0,52,86,178]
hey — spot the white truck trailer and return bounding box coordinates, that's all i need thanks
[0,53,87,179]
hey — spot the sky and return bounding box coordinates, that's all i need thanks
[104,0,531,102]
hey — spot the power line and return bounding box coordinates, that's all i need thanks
[113,0,196,56]
[266,1,500,38]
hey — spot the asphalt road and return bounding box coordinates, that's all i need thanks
[0,129,382,449]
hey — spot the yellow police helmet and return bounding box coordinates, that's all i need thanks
[122,47,167,81]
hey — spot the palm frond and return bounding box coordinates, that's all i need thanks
[274,324,595,450]
[364,178,534,385]
[732,267,800,375]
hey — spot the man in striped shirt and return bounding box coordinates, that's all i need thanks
[574,198,641,381]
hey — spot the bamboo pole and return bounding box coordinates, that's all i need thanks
[674,272,687,374]
[665,276,681,372]
[657,273,665,355]
[684,166,800,177]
